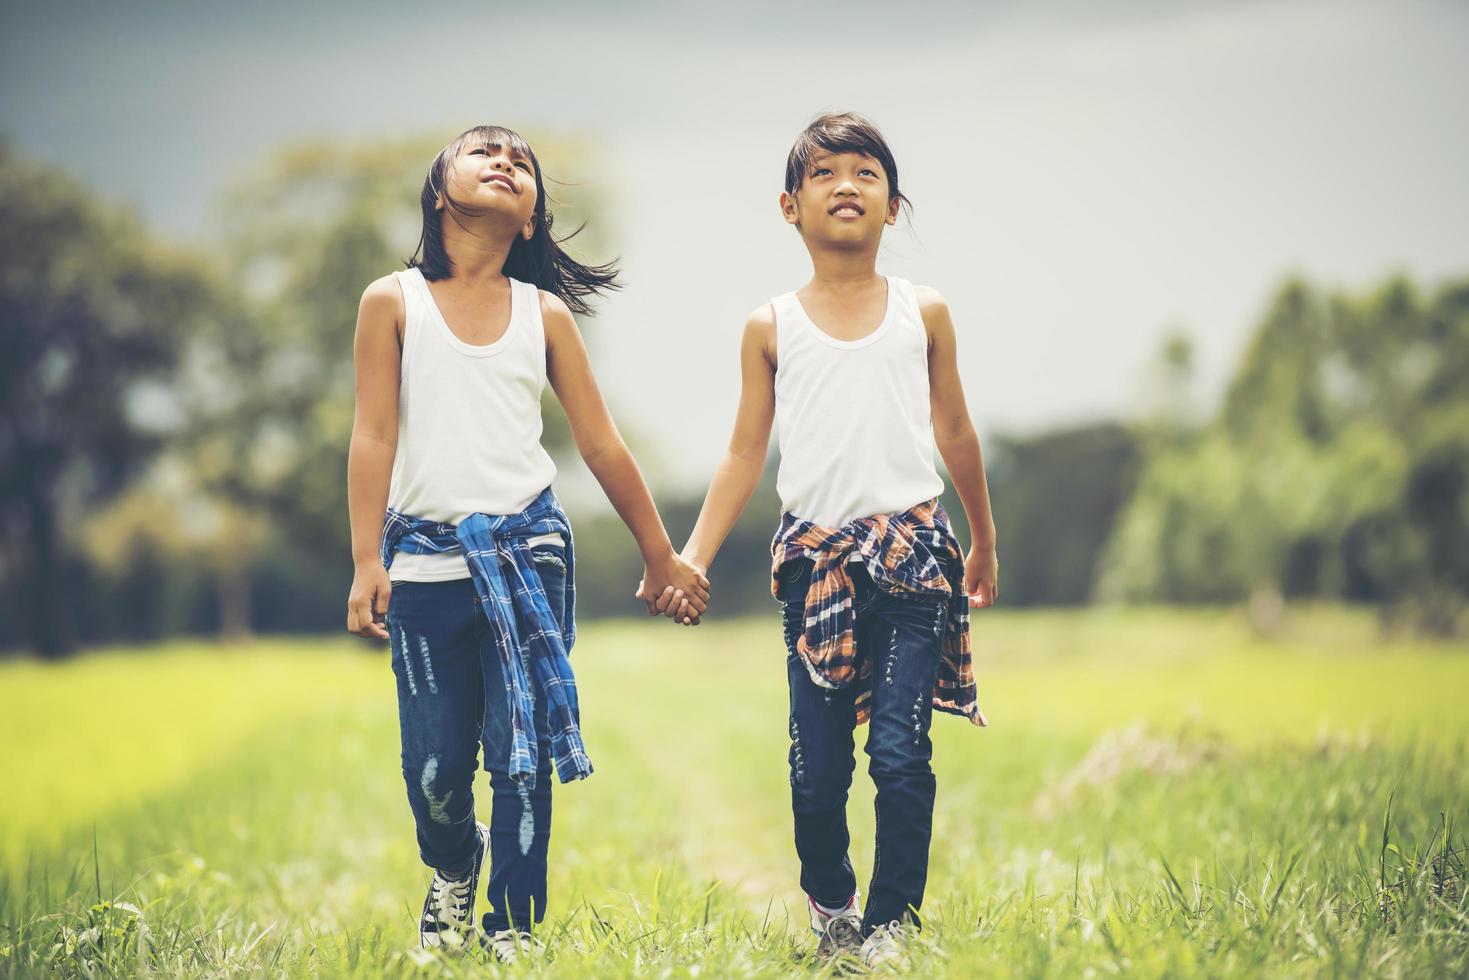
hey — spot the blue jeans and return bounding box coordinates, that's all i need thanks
[779,556,948,935]
[386,542,569,934]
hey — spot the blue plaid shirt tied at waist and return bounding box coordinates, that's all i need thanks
[380,487,591,789]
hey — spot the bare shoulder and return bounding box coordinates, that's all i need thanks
[538,289,573,319]
[743,302,777,362]
[360,273,404,318]
[911,283,951,319]
[744,302,776,337]
[357,274,404,346]
[538,289,580,343]
[911,283,955,346]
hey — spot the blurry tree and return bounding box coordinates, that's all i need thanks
[1339,279,1469,632]
[1133,325,1199,439]
[80,470,269,641]
[967,424,1141,606]
[1102,274,1469,633]
[0,145,218,656]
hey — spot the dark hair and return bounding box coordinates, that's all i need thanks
[784,111,911,216]
[409,124,620,316]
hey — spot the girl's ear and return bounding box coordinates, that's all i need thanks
[885,195,900,226]
[779,190,800,226]
[434,193,446,214]
[521,216,536,241]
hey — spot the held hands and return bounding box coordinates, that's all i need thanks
[964,540,999,609]
[635,552,711,626]
[346,562,392,639]
[654,553,709,626]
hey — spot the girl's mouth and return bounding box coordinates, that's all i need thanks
[829,204,864,218]
[481,172,517,192]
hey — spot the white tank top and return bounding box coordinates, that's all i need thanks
[772,276,945,528]
[386,267,560,582]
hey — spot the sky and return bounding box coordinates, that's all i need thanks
[3,0,1467,487]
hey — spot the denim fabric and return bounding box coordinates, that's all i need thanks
[386,541,569,934]
[382,487,589,788]
[780,555,950,935]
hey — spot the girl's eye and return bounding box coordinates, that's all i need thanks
[515,161,531,172]
[860,169,877,177]
[469,148,488,156]
[813,168,832,177]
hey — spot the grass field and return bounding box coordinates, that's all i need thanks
[2,607,1467,977]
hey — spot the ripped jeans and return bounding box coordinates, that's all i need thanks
[779,556,947,935]
[386,542,568,935]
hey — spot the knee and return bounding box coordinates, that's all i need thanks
[789,735,855,808]
[791,766,852,812]
[404,749,476,809]
[865,718,933,782]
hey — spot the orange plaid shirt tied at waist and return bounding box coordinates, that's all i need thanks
[770,499,986,728]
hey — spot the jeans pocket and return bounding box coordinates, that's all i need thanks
[777,556,813,600]
[528,544,569,630]
[778,558,813,658]
[529,541,566,568]
[383,580,434,629]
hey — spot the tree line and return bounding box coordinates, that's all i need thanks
[2,139,1464,656]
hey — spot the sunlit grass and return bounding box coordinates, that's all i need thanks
[2,607,1466,977]
[0,642,385,867]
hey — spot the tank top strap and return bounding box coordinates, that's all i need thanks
[391,268,430,369]
[511,278,548,386]
[886,276,924,339]
[770,292,805,355]
[394,266,432,312]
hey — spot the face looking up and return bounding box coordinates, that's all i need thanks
[439,140,540,240]
[781,150,900,247]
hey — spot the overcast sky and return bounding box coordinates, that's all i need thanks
[4,0,1467,487]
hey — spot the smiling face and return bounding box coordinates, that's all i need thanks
[781,150,900,248]
[438,137,540,239]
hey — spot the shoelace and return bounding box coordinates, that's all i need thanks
[485,930,535,962]
[825,914,862,947]
[427,873,472,925]
[863,921,904,959]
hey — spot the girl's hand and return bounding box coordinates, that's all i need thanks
[347,562,392,639]
[964,543,999,609]
[636,553,710,625]
[659,553,711,626]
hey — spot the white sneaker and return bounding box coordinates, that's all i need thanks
[807,895,863,958]
[860,920,909,969]
[480,928,538,963]
[418,822,489,950]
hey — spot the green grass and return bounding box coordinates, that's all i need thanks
[2,606,1467,977]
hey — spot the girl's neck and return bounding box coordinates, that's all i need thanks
[441,220,515,285]
[805,244,882,294]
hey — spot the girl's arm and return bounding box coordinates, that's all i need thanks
[541,293,710,616]
[346,276,404,639]
[673,307,779,622]
[919,285,998,608]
